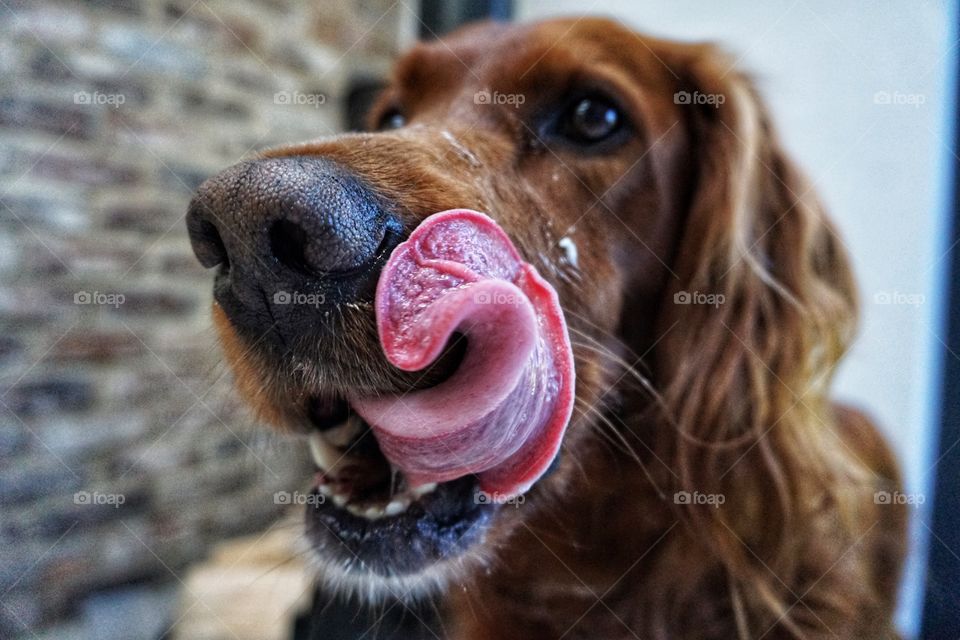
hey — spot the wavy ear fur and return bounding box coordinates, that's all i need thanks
[644,44,901,638]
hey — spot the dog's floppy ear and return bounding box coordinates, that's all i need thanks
[647,45,879,633]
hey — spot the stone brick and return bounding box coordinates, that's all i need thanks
[164,2,261,52]
[50,329,143,362]
[85,0,143,15]
[62,241,144,275]
[153,457,256,508]
[0,285,77,325]
[157,250,208,277]
[100,24,206,78]
[101,202,180,234]
[92,78,151,107]
[180,89,249,119]
[29,49,73,82]
[8,5,94,45]
[0,335,24,364]
[0,97,96,139]
[0,457,82,505]
[0,419,28,458]
[0,194,87,233]
[113,290,197,316]
[0,38,19,77]
[26,152,141,187]
[3,378,94,419]
[0,590,42,637]
[42,415,153,458]
[81,584,177,640]
[2,485,146,542]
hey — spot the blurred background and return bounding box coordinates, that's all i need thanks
[0,1,956,639]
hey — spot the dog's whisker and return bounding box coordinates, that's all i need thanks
[561,308,634,351]
[556,438,590,483]
[572,402,666,499]
[566,327,655,387]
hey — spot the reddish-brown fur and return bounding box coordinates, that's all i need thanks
[213,18,906,639]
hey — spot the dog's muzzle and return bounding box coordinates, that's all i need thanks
[185,156,402,341]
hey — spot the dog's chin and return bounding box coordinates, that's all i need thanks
[303,537,492,604]
[301,472,498,602]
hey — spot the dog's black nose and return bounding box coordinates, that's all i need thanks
[186,157,401,336]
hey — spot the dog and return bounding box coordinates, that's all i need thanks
[186,17,907,640]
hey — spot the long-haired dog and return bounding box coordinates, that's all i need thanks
[187,18,907,640]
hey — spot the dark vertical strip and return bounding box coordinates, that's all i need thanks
[344,1,514,130]
[419,0,514,39]
[920,14,960,638]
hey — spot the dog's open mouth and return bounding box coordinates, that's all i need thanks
[303,395,494,577]
[300,210,575,577]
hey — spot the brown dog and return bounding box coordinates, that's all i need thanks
[186,17,907,640]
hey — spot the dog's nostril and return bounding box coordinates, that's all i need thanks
[191,218,229,269]
[269,219,311,275]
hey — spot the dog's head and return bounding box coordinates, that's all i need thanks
[186,18,856,601]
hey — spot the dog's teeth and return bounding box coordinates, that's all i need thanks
[365,506,384,519]
[317,483,332,497]
[332,493,347,507]
[412,482,438,497]
[324,414,364,447]
[308,433,341,471]
[384,499,407,516]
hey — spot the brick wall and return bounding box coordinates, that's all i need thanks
[0,2,409,638]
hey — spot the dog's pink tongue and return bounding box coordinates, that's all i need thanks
[350,210,574,499]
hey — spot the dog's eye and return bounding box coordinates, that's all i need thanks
[377,109,406,130]
[562,97,621,143]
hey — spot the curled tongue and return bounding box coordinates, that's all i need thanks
[349,210,575,499]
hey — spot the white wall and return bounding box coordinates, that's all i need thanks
[517,1,956,636]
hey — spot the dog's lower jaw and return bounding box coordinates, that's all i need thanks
[300,531,494,605]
